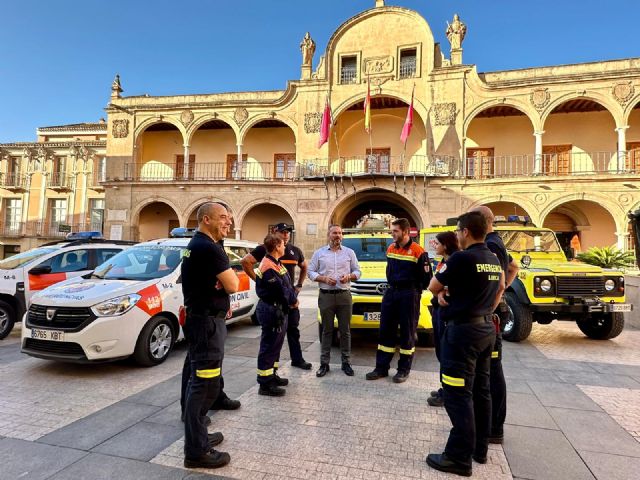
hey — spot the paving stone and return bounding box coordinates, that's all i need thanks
[0,437,87,480]
[47,452,190,480]
[528,381,603,411]
[146,401,185,428]
[580,451,640,480]
[555,371,640,389]
[38,401,160,450]
[505,392,558,430]
[505,378,533,394]
[502,425,594,480]
[0,343,26,364]
[548,407,640,457]
[92,421,184,461]
[587,362,640,376]
[502,366,561,382]
[126,374,182,407]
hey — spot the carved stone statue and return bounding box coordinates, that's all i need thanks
[446,14,467,50]
[111,74,123,99]
[300,32,316,66]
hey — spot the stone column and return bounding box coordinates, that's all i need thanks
[533,131,544,174]
[616,126,629,172]
[236,143,243,180]
[616,231,629,250]
[183,144,190,179]
[234,226,241,240]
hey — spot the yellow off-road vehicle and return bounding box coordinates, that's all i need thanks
[318,230,434,346]
[421,218,632,342]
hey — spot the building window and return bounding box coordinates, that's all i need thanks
[8,157,21,175]
[542,145,571,175]
[466,148,495,178]
[89,199,105,233]
[226,154,248,180]
[51,156,67,187]
[399,48,417,79]
[366,148,391,173]
[49,199,68,228]
[94,157,107,183]
[176,154,196,180]
[3,198,22,235]
[274,154,296,180]
[340,55,358,84]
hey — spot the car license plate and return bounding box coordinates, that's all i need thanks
[609,304,632,312]
[364,312,381,321]
[30,328,65,342]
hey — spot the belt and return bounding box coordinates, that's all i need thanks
[447,314,494,326]
[320,289,348,294]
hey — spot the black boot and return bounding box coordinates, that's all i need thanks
[426,453,472,477]
[258,382,286,396]
[184,450,231,469]
[365,369,388,380]
[273,374,289,386]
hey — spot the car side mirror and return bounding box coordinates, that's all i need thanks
[29,265,52,275]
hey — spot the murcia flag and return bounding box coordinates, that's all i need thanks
[317,97,332,148]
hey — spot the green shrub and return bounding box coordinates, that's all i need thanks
[576,246,635,269]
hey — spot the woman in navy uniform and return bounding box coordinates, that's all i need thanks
[255,234,299,396]
[426,212,505,477]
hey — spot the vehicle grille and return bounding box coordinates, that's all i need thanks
[556,276,605,296]
[27,304,96,332]
[23,338,86,357]
[353,303,383,315]
[350,280,387,296]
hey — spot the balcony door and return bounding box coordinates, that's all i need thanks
[542,145,571,175]
[176,154,195,180]
[626,142,640,172]
[274,153,296,180]
[226,154,248,180]
[365,148,391,173]
[466,148,494,178]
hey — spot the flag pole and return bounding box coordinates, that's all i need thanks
[367,74,373,165]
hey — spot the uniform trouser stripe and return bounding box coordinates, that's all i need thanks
[274,362,279,368]
[196,368,221,378]
[399,347,415,355]
[491,351,499,359]
[257,368,274,376]
[442,373,465,387]
[378,344,396,353]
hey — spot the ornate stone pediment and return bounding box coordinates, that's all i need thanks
[112,119,129,138]
[304,112,323,133]
[363,55,394,76]
[433,103,457,125]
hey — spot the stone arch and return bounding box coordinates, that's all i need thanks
[540,192,625,229]
[134,117,187,145]
[463,99,539,136]
[239,115,298,144]
[332,91,429,129]
[468,195,540,226]
[134,199,181,242]
[541,92,623,129]
[236,197,297,230]
[182,197,236,227]
[131,196,182,226]
[185,114,239,145]
[239,201,296,242]
[327,187,426,230]
[623,94,640,125]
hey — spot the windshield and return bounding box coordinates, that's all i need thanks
[92,245,185,281]
[498,230,561,253]
[343,237,392,261]
[0,247,57,270]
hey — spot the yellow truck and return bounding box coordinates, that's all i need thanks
[420,220,632,342]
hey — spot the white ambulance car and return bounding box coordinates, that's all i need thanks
[21,236,258,366]
[0,236,132,340]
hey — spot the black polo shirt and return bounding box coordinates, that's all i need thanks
[485,231,512,273]
[251,243,304,283]
[182,231,231,314]
[435,242,502,322]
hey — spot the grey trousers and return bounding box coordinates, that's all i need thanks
[318,290,352,365]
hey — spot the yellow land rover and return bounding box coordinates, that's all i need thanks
[421,218,632,342]
[318,230,434,346]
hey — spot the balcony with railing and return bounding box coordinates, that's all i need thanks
[0,222,24,237]
[114,151,640,183]
[399,57,417,79]
[48,172,74,190]
[89,169,106,190]
[340,67,358,85]
[0,173,28,191]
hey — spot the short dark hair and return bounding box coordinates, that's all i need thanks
[392,218,410,232]
[263,234,283,253]
[196,202,228,223]
[457,211,487,240]
[436,231,460,256]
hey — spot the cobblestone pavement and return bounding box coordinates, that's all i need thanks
[0,285,639,479]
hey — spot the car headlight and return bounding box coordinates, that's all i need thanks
[540,279,552,292]
[604,279,616,292]
[91,294,141,317]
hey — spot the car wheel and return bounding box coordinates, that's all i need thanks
[577,313,625,340]
[133,316,175,366]
[0,300,16,340]
[503,292,533,342]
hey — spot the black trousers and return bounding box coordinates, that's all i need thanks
[183,313,226,458]
[440,320,495,467]
[432,304,443,362]
[180,354,228,416]
[376,288,421,373]
[490,306,508,437]
[256,302,288,385]
[285,307,304,364]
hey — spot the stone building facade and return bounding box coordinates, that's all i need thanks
[9,1,640,257]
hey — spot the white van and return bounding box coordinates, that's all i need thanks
[0,237,132,339]
[21,237,258,366]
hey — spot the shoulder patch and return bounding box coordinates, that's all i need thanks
[439,263,447,273]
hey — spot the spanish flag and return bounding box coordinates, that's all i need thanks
[364,78,371,133]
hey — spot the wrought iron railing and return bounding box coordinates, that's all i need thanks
[0,222,24,237]
[49,172,74,189]
[115,151,639,183]
[399,58,417,79]
[0,173,28,189]
[88,169,106,189]
[340,67,357,84]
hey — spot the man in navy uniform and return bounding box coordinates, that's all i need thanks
[426,211,505,477]
[242,223,312,371]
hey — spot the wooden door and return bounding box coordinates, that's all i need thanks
[176,154,195,179]
[466,148,494,178]
[365,148,391,173]
[226,154,248,180]
[626,142,640,172]
[274,153,296,180]
[542,145,571,175]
